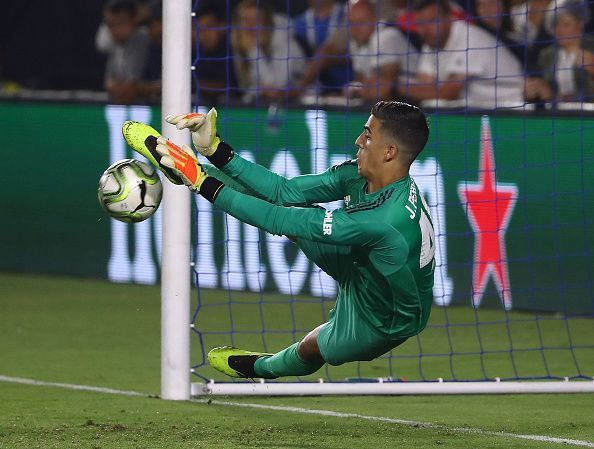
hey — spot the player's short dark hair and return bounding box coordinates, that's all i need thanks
[371,101,429,165]
[105,0,138,16]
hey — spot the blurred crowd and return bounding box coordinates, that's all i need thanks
[3,0,594,108]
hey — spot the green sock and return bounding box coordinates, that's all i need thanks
[254,343,324,379]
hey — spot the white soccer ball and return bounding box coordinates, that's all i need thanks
[98,159,162,223]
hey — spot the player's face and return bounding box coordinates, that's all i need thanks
[355,115,387,180]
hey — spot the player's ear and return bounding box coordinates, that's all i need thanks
[385,144,397,162]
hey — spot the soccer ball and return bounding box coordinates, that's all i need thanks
[98,159,162,223]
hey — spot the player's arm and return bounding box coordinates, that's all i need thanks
[153,140,408,272]
[211,183,407,269]
[165,109,353,206]
[219,153,355,206]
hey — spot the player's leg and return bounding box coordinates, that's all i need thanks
[296,324,325,362]
[317,296,407,366]
[208,325,326,379]
[242,240,356,378]
[208,299,406,378]
[208,240,353,379]
[209,232,356,378]
[252,324,326,378]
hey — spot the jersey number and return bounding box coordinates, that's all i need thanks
[419,208,435,269]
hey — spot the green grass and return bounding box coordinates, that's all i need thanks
[0,273,593,448]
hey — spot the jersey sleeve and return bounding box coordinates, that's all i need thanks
[221,152,358,206]
[214,185,409,274]
[203,163,254,195]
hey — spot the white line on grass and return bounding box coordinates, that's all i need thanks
[1,374,593,448]
[198,399,594,448]
[0,375,146,397]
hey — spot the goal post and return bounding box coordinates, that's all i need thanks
[160,0,192,401]
[193,380,594,396]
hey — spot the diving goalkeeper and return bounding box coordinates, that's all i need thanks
[122,101,435,379]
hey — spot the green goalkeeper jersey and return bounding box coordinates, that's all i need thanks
[210,153,436,339]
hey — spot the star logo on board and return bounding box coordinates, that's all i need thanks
[458,117,518,310]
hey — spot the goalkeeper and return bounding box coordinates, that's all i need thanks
[123,101,435,379]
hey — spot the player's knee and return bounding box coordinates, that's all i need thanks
[297,338,324,363]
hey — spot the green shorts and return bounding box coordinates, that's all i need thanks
[316,296,407,366]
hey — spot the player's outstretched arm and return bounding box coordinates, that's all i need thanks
[166,109,350,206]
[154,139,408,275]
[213,185,410,278]
[214,186,391,244]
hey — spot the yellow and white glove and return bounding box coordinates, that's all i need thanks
[154,137,208,191]
[165,108,220,157]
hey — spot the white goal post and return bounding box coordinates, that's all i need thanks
[160,0,192,401]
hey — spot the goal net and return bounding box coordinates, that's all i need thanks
[167,0,594,394]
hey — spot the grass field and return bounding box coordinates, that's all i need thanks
[1,273,593,448]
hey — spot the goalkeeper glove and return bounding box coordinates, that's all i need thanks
[155,138,225,202]
[154,137,208,191]
[165,108,220,157]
